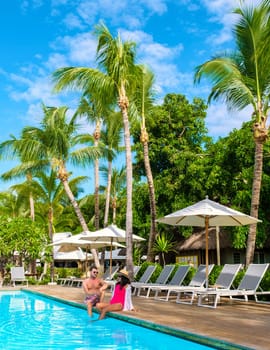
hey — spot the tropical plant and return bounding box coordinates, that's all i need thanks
[52,22,141,277]
[75,95,110,230]
[100,111,123,227]
[0,215,47,269]
[0,137,36,220]
[153,232,177,266]
[130,65,158,262]
[194,0,270,265]
[110,166,126,224]
[0,190,29,218]
[5,105,101,266]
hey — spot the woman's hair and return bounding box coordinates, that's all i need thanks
[117,275,130,289]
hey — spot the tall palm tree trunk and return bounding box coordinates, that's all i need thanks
[29,194,35,221]
[119,94,134,279]
[104,160,112,227]
[94,157,100,230]
[112,196,117,224]
[59,174,100,267]
[48,207,55,282]
[246,140,264,265]
[94,121,101,230]
[141,129,158,262]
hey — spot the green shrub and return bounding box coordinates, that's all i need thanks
[55,267,82,278]
[27,277,38,285]
[150,264,162,282]
[208,265,223,286]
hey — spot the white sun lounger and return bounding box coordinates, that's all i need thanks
[11,267,28,287]
[150,265,191,301]
[136,265,175,297]
[152,264,214,304]
[131,265,157,295]
[197,263,269,308]
[174,264,242,305]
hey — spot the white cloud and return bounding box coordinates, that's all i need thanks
[63,13,85,30]
[120,29,184,95]
[53,33,97,65]
[206,103,253,138]
[141,0,167,14]
[9,78,56,105]
[45,53,69,71]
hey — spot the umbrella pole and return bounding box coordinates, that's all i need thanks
[216,226,221,265]
[110,238,112,275]
[205,217,209,288]
[85,246,88,275]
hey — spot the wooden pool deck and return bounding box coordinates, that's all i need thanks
[1,285,270,350]
[3,285,270,349]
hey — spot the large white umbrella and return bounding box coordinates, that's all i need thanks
[79,224,145,243]
[157,197,261,287]
[49,236,125,272]
[79,224,145,272]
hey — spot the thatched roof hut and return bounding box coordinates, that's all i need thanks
[176,228,232,251]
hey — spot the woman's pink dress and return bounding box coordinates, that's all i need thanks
[110,284,126,307]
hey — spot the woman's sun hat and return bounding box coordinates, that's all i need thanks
[117,269,130,281]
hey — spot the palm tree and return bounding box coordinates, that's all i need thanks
[11,105,101,266]
[21,170,87,280]
[100,111,123,227]
[131,65,158,262]
[0,190,29,218]
[194,0,270,265]
[52,22,141,277]
[75,95,110,230]
[0,136,36,221]
[153,233,176,266]
[110,167,126,224]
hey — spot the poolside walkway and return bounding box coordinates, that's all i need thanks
[6,285,270,350]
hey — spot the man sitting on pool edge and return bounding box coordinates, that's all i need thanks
[82,265,108,317]
[96,269,135,320]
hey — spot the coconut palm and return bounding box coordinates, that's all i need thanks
[52,22,141,277]
[194,0,270,265]
[0,190,29,218]
[0,137,36,221]
[100,111,123,227]
[75,94,111,230]
[10,105,101,266]
[131,65,158,262]
[110,166,126,224]
[18,170,87,280]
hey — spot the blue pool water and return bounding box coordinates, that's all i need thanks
[0,291,214,350]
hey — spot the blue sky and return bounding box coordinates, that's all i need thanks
[0,0,257,192]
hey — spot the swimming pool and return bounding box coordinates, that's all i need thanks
[0,291,246,350]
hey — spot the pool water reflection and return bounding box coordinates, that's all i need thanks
[0,291,213,350]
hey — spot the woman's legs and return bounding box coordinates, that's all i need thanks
[98,303,123,320]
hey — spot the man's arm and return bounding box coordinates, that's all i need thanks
[82,279,89,294]
[99,279,108,302]
[99,279,108,292]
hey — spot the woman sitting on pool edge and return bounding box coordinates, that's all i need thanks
[96,269,135,320]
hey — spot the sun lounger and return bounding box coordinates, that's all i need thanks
[136,265,175,297]
[11,267,28,287]
[103,266,119,280]
[133,265,141,279]
[57,276,78,286]
[131,265,157,295]
[151,265,191,301]
[175,264,242,305]
[197,263,269,308]
[152,264,214,303]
